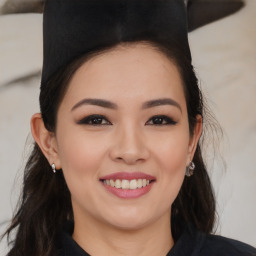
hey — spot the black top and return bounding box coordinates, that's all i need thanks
[57,222,256,256]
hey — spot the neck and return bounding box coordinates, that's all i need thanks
[72,211,173,256]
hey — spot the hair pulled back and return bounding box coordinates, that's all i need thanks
[3,39,216,256]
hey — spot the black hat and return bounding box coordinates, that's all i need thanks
[41,0,190,88]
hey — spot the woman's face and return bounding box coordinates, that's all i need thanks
[54,43,200,230]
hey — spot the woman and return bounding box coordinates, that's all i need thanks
[2,0,256,255]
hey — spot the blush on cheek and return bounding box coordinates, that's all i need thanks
[162,154,186,199]
[64,149,98,175]
[156,145,188,196]
[157,143,188,169]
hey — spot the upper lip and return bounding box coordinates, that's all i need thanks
[99,172,156,181]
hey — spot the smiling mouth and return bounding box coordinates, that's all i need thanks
[100,179,155,190]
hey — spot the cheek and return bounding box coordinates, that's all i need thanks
[151,128,190,171]
[149,127,190,198]
[56,130,111,214]
[56,128,108,183]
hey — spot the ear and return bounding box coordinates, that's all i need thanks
[186,115,203,165]
[30,113,61,169]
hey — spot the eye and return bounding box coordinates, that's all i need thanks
[77,115,111,125]
[145,115,177,126]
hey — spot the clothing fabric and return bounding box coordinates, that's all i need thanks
[56,222,256,256]
[41,0,191,89]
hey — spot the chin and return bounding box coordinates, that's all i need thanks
[109,218,151,231]
[102,208,159,231]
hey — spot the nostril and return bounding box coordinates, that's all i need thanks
[109,137,150,164]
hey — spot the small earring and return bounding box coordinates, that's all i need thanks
[51,163,56,173]
[185,161,195,177]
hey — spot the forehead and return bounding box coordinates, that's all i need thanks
[63,42,186,107]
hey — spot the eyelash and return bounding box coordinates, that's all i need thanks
[77,115,111,125]
[77,115,177,126]
[146,115,177,126]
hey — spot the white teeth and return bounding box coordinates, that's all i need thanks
[121,179,130,189]
[129,179,137,190]
[137,179,143,188]
[110,179,115,187]
[103,178,152,189]
[115,179,121,189]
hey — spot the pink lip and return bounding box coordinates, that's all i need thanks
[102,182,154,199]
[99,172,156,199]
[100,172,156,181]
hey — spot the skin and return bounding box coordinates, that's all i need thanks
[31,42,202,256]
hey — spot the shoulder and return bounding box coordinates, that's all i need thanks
[199,233,256,256]
[55,222,90,256]
[168,226,256,256]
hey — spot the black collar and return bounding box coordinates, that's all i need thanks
[57,222,206,256]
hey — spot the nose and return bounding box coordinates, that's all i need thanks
[109,125,150,165]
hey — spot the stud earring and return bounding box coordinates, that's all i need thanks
[185,161,195,177]
[51,163,56,173]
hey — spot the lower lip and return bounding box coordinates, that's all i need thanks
[102,182,154,199]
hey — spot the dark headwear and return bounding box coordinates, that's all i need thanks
[41,0,190,88]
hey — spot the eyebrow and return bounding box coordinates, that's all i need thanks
[71,98,118,111]
[142,98,182,112]
[71,97,182,112]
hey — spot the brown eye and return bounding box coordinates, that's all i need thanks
[146,115,177,126]
[77,115,111,125]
